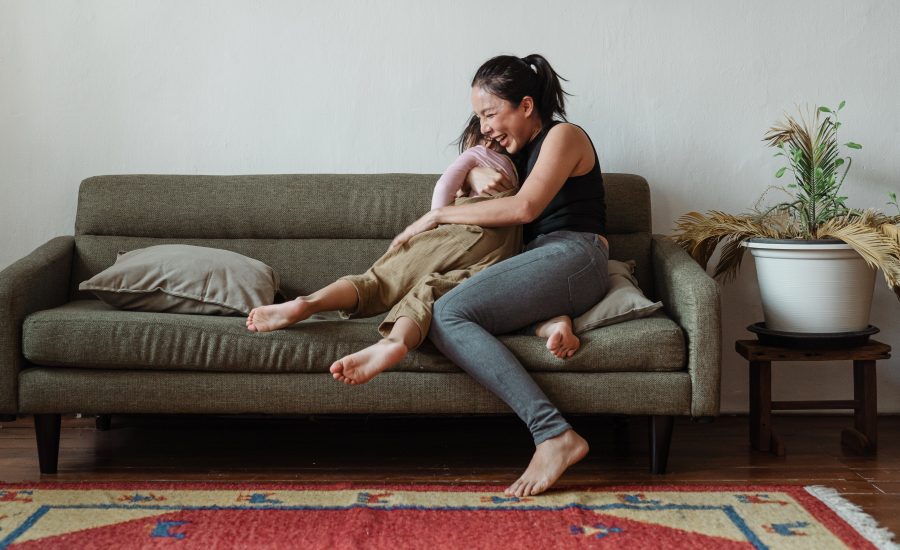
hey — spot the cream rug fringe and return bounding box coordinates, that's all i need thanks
[805,485,898,549]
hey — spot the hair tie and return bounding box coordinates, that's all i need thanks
[520,57,538,73]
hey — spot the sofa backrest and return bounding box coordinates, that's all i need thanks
[71,173,653,300]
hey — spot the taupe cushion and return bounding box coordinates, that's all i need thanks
[23,301,686,374]
[78,245,280,316]
[574,259,663,334]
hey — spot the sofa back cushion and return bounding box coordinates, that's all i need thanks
[72,173,653,300]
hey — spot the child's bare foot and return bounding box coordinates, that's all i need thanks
[535,315,580,359]
[246,298,312,332]
[505,429,589,497]
[330,339,408,385]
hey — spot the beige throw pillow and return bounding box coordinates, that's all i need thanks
[79,245,281,316]
[573,259,663,334]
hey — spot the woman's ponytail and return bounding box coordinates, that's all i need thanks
[520,54,570,124]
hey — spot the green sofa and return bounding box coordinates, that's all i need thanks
[0,173,721,474]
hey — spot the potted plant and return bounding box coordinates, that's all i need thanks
[673,102,900,337]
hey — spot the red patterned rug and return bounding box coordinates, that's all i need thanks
[0,483,894,549]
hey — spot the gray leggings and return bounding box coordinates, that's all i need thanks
[430,230,610,444]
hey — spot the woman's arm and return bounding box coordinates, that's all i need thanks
[391,124,593,248]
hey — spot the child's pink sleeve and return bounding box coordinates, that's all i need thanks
[430,149,481,210]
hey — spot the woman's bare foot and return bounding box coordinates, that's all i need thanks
[535,315,580,359]
[505,429,589,497]
[329,339,408,385]
[246,298,312,332]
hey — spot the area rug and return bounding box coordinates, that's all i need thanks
[0,483,894,549]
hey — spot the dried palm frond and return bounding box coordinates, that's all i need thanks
[672,211,782,282]
[818,219,900,274]
[879,221,900,249]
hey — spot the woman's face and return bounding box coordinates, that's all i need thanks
[470,87,539,155]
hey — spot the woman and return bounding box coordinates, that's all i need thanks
[390,54,609,497]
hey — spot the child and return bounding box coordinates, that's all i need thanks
[246,116,581,384]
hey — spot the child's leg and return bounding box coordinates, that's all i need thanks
[246,279,358,332]
[349,225,485,316]
[329,316,420,385]
[377,268,474,349]
[330,268,476,385]
[248,224,486,333]
[534,315,580,359]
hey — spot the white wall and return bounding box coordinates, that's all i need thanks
[2,0,899,413]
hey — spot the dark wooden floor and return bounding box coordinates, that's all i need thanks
[2,413,898,536]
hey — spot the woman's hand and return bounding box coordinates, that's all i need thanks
[466,166,515,197]
[390,210,439,249]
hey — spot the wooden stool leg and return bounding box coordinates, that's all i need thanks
[842,359,877,455]
[749,360,772,452]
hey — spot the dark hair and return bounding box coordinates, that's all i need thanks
[458,54,570,153]
[454,113,506,154]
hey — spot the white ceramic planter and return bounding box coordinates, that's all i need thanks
[743,239,876,333]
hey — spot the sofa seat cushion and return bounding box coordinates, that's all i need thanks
[23,301,686,374]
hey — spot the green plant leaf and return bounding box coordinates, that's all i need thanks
[819,106,832,113]
[838,100,846,110]
[846,142,862,149]
[775,167,787,178]
[835,158,845,166]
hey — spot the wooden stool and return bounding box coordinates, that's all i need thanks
[735,339,891,456]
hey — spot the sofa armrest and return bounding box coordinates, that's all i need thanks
[0,236,75,414]
[651,234,721,417]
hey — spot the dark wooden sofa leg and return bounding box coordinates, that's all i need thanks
[34,414,61,474]
[649,415,675,474]
[612,415,631,456]
[96,414,112,431]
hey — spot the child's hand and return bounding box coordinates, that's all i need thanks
[466,167,514,197]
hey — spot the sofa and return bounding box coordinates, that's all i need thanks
[0,173,721,474]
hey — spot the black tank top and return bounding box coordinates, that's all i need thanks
[517,120,606,245]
